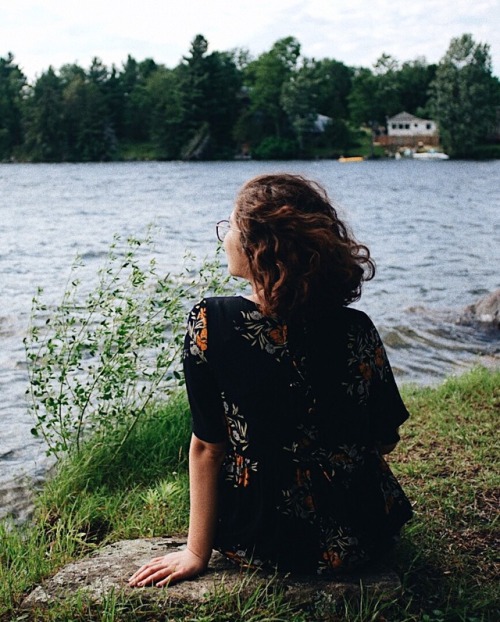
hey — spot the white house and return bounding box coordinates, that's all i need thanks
[387,111,437,137]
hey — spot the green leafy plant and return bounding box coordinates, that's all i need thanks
[24,234,230,460]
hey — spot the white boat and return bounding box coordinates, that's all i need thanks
[412,150,449,160]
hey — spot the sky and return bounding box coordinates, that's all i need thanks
[2,0,499,81]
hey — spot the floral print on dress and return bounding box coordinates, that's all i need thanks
[223,398,249,451]
[282,441,370,516]
[222,395,258,487]
[280,467,317,521]
[223,453,258,487]
[183,298,412,575]
[185,300,208,364]
[284,423,318,454]
[317,519,367,573]
[344,322,390,405]
[235,309,288,361]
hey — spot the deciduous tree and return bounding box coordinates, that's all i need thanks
[146,66,184,158]
[281,58,352,154]
[430,34,499,157]
[242,37,301,144]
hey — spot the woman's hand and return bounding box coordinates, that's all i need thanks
[128,435,223,588]
[128,548,207,587]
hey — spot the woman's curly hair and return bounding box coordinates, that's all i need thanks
[234,173,375,318]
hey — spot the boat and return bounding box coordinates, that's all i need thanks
[412,150,449,160]
[338,156,364,163]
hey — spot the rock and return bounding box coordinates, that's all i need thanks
[181,123,211,160]
[22,538,401,610]
[0,483,35,525]
[459,290,500,329]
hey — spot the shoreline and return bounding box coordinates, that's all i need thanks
[1,363,498,526]
[1,366,498,620]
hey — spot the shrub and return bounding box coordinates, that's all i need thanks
[252,136,299,159]
[24,234,230,460]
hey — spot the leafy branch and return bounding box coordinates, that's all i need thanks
[24,235,231,460]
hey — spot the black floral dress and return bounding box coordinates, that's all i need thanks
[183,296,412,574]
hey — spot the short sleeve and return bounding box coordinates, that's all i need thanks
[183,299,227,443]
[367,323,410,444]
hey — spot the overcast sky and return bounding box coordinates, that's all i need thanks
[2,0,499,81]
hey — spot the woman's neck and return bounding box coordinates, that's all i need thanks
[239,281,262,305]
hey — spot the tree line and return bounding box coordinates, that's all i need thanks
[1,33,498,162]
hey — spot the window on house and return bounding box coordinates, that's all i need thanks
[392,124,397,129]
[399,124,403,129]
[414,123,418,127]
[426,123,432,130]
[405,124,410,129]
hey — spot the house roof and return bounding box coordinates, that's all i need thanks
[387,111,434,124]
[314,114,331,132]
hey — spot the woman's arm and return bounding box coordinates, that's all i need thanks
[187,435,225,564]
[128,434,225,587]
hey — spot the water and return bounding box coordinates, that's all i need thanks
[1,160,499,519]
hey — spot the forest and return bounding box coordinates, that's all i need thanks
[1,33,499,162]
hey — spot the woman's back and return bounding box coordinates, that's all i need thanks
[184,296,413,573]
[129,174,412,588]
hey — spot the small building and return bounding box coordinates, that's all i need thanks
[377,111,440,150]
[387,111,437,137]
[313,114,332,133]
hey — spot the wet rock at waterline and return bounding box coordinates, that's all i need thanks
[22,538,401,610]
[0,483,35,524]
[459,290,500,329]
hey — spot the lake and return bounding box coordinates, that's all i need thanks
[0,159,499,518]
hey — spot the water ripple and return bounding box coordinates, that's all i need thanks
[0,159,498,500]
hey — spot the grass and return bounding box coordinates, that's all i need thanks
[115,141,164,161]
[391,368,499,621]
[1,366,498,621]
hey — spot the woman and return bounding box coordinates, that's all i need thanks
[129,173,412,587]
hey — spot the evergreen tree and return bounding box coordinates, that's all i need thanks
[61,60,115,161]
[2,33,498,162]
[202,50,242,156]
[0,53,26,160]
[119,56,158,142]
[24,67,65,161]
[178,35,242,158]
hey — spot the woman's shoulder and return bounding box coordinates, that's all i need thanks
[323,305,376,330]
[196,295,256,310]
[342,306,374,324]
[205,295,255,304]
[189,296,257,321]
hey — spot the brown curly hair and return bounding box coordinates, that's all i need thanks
[234,173,375,318]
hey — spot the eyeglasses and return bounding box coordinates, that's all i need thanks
[216,219,240,242]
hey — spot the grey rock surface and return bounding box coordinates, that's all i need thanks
[0,483,35,525]
[460,290,500,328]
[22,538,401,609]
